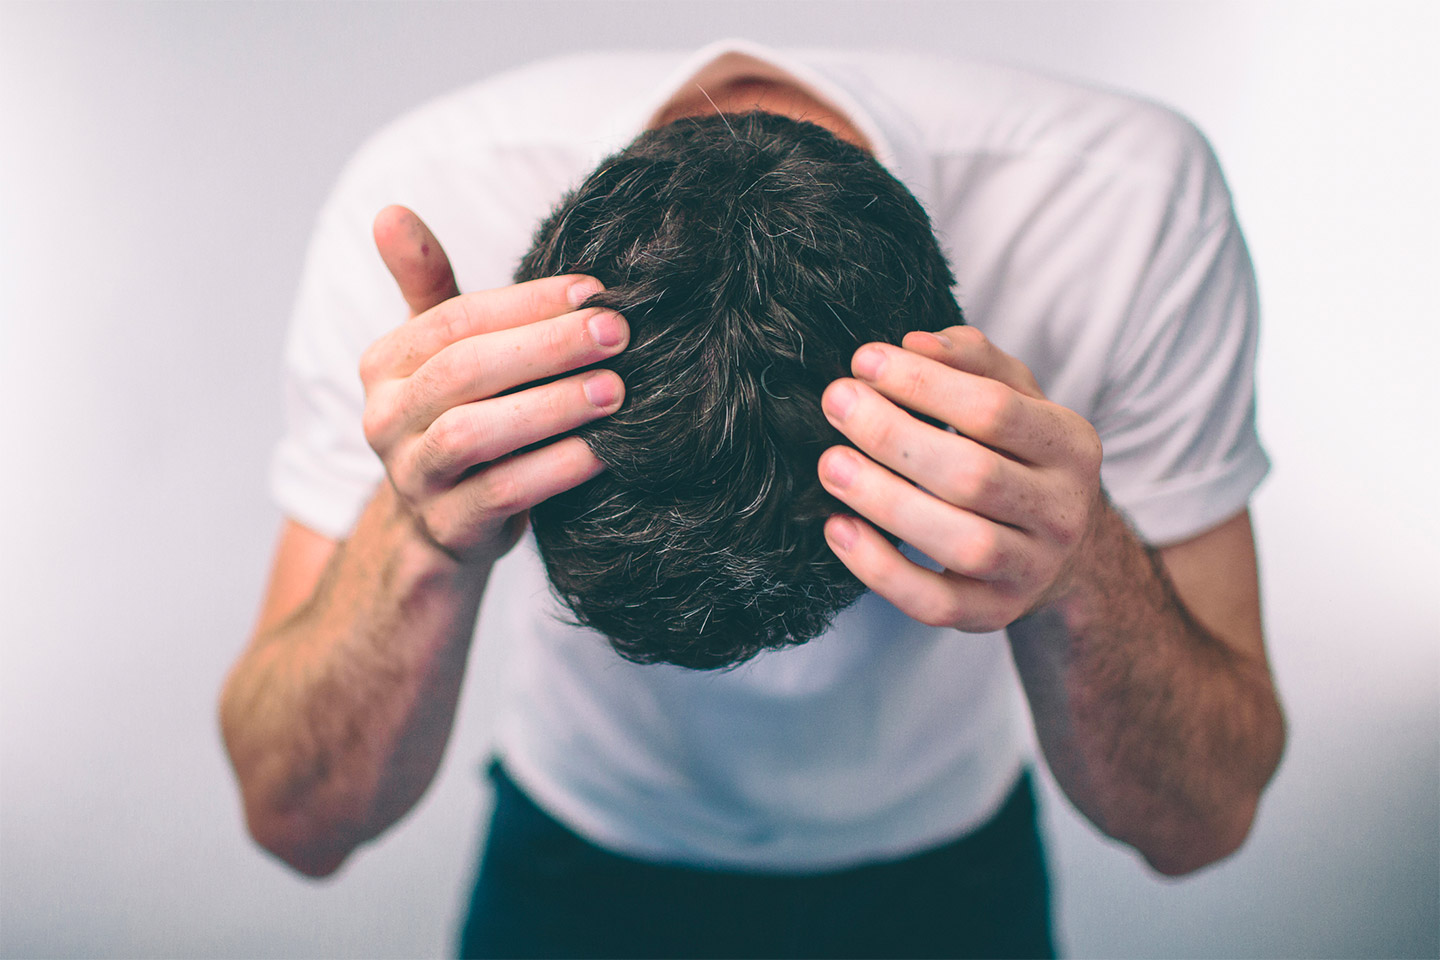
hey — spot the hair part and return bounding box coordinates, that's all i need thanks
[516,111,964,670]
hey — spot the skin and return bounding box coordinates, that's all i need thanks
[220,209,629,876]
[220,80,1284,879]
[653,77,872,150]
[816,334,1284,875]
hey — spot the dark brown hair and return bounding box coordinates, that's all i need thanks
[517,111,964,669]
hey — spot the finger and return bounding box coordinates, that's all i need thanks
[841,345,1081,467]
[819,379,1044,528]
[822,515,1020,633]
[902,325,1044,400]
[409,369,624,490]
[370,274,607,380]
[373,205,461,317]
[399,307,628,428]
[422,436,606,554]
[817,445,1032,584]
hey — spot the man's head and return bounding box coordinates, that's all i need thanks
[517,110,963,670]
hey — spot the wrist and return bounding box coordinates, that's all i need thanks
[365,483,498,594]
[1036,493,1148,637]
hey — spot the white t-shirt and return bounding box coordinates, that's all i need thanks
[272,39,1268,872]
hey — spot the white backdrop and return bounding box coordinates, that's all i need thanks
[1,2,1436,957]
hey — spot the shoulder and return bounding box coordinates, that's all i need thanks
[334,51,669,190]
[325,50,696,211]
[858,52,1216,162]
[807,54,1250,420]
[315,51,687,292]
[830,50,1230,219]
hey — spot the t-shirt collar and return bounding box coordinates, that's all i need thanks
[598,39,935,215]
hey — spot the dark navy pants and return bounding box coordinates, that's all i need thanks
[460,762,1055,959]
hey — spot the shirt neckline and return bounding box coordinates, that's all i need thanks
[593,39,935,215]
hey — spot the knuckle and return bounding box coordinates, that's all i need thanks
[1048,495,1092,548]
[543,315,576,358]
[520,281,551,320]
[432,340,469,385]
[407,356,442,398]
[868,418,903,460]
[427,338,484,396]
[474,469,524,517]
[385,460,422,504]
[955,325,989,351]
[972,383,1014,435]
[361,414,383,452]
[952,455,999,504]
[389,444,440,506]
[542,380,577,422]
[361,395,398,450]
[895,359,931,404]
[918,591,963,629]
[358,338,387,385]
[440,296,482,343]
[1000,593,1033,627]
[429,409,480,460]
[465,336,495,390]
[858,397,902,452]
[956,596,1014,633]
[418,505,457,551]
[1077,420,1103,469]
[1049,514,1081,549]
[956,526,1000,576]
[518,383,569,437]
[975,610,1014,633]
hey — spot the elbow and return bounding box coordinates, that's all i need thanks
[218,693,361,880]
[1149,693,1288,877]
[1142,806,1256,877]
[250,813,353,879]
[242,795,361,879]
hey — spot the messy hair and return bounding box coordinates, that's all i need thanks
[517,111,964,670]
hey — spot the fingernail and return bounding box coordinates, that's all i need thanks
[567,278,603,307]
[587,310,627,348]
[852,345,886,380]
[583,371,620,408]
[822,449,858,488]
[823,381,857,421]
[827,516,858,551]
[928,331,953,350]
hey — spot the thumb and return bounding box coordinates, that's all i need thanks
[373,205,460,318]
[902,325,1047,401]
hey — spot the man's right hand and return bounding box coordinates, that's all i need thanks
[220,207,628,877]
[362,205,628,567]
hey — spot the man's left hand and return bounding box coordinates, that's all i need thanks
[818,325,1104,632]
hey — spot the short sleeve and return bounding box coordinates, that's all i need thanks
[266,85,596,540]
[268,151,411,540]
[1092,157,1269,546]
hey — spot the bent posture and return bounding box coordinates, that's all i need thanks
[221,41,1284,958]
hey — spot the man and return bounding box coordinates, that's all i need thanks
[220,40,1285,958]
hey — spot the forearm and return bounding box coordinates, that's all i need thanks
[810,326,1282,873]
[219,483,491,876]
[1008,501,1285,876]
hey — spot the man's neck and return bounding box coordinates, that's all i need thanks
[651,77,871,153]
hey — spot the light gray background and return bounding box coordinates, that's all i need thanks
[1,2,1436,957]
